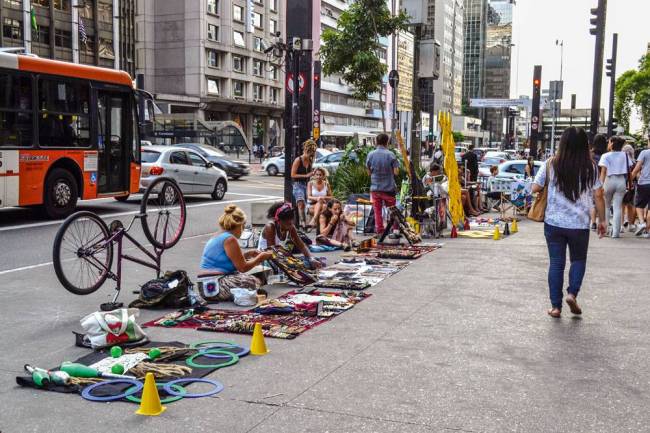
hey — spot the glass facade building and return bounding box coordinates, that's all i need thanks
[462,0,487,115]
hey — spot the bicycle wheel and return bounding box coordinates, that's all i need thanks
[141,177,186,249]
[53,211,113,295]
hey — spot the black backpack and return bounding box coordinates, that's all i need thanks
[129,270,195,309]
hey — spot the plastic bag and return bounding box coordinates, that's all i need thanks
[79,308,147,349]
[230,288,258,307]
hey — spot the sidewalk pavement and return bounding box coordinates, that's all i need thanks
[1,220,649,432]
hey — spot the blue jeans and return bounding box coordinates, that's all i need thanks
[544,223,590,309]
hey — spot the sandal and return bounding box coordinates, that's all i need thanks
[547,308,561,318]
[565,294,582,315]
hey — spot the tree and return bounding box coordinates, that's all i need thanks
[320,0,409,132]
[615,54,650,134]
[452,131,465,143]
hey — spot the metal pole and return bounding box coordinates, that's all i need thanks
[551,101,556,155]
[391,0,398,138]
[590,0,607,136]
[607,33,618,137]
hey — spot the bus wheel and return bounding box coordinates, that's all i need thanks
[114,194,130,202]
[43,168,79,219]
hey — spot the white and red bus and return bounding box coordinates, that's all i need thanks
[0,50,141,218]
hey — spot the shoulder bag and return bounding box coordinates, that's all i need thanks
[528,160,551,222]
[623,153,635,203]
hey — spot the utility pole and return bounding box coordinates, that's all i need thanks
[589,0,607,136]
[410,24,422,170]
[606,33,618,137]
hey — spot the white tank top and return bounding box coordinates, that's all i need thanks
[310,182,328,200]
[258,224,289,251]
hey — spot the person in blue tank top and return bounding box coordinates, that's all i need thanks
[200,205,273,301]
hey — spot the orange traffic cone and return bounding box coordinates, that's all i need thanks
[463,219,470,230]
[450,225,458,238]
[250,323,269,355]
[135,373,166,416]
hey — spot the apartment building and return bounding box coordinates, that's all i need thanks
[135,0,285,150]
[1,0,135,77]
[432,0,464,114]
[462,0,487,115]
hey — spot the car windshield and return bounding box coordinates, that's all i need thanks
[141,151,161,163]
[483,157,503,165]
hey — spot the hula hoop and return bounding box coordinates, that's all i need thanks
[81,379,143,402]
[186,349,239,369]
[198,343,250,359]
[163,378,224,398]
[124,383,186,404]
[190,340,237,350]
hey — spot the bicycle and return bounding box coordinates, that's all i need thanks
[52,177,187,311]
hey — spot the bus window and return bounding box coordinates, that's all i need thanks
[37,78,90,147]
[0,71,33,147]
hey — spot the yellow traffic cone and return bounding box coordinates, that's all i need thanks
[135,373,166,416]
[493,225,501,240]
[511,219,518,233]
[250,323,269,356]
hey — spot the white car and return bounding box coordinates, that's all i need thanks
[313,151,347,174]
[483,151,512,161]
[262,149,332,176]
[140,146,228,200]
[496,159,543,180]
[454,146,468,161]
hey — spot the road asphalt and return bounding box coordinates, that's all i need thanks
[1,177,649,432]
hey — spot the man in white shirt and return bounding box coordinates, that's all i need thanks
[632,136,650,237]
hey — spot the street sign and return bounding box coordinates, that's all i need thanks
[313,127,320,139]
[549,81,564,100]
[286,72,306,94]
[388,69,399,88]
[470,98,529,108]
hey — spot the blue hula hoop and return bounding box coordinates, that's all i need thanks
[81,379,143,402]
[162,378,224,398]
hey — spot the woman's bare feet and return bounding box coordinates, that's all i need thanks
[547,308,561,318]
[565,294,582,315]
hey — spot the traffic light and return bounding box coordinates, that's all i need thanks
[589,1,606,36]
[610,118,618,132]
[605,58,614,77]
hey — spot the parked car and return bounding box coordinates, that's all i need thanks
[454,146,468,162]
[483,151,512,161]
[313,151,356,174]
[262,149,332,176]
[478,156,510,177]
[140,146,228,200]
[175,143,250,179]
[496,159,543,179]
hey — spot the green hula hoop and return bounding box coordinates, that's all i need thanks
[124,383,186,404]
[186,349,239,369]
[189,340,237,350]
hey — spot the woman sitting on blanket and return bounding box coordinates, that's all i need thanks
[316,199,355,251]
[306,167,333,230]
[200,205,273,301]
[259,202,323,269]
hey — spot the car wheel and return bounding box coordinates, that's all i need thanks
[231,175,242,180]
[43,168,78,219]
[212,178,227,200]
[267,165,278,176]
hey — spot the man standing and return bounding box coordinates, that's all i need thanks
[366,133,399,234]
[461,144,479,181]
[632,135,650,237]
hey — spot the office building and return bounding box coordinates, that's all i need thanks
[1,0,135,77]
[483,0,514,143]
[432,0,464,114]
[135,0,285,150]
[462,0,487,115]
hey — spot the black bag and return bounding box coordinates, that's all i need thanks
[129,270,195,309]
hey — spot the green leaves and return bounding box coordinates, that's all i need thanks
[615,54,650,134]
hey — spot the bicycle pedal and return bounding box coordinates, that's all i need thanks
[100,302,124,311]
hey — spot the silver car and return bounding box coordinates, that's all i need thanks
[140,146,228,200]
[262,149,332,176]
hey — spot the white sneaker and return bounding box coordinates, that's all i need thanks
[635,224,647,236]
[642,233,650,239]
[629,224,636,233]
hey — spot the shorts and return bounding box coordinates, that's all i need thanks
[634,184,650,208]
[292,182,307,203]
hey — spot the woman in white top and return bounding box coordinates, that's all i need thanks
[306,167,333,229]
[599,136,634,238]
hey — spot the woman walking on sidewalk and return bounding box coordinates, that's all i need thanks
[599,136,634,238]
[532,127,606,318]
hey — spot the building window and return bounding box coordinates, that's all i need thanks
[54,0,70,11]
[269,65,278,80]
[254,0,263,5]
[207,78,220,95]
[33,25,50,44]
[254,36,263,52]
[2,0,22,10]
[99,39,115,59]
[207,49,220,68]
[269,0,277,12]
[252,59,263,77]
[98,3,112,23]
[253,84,263,101]
[207,24,218,41]
[269,19,277,35]
[33,0,49,6]
[232,55,245,73]
[233,5,243,22]
[3,18,22,40]
[55,29,72,48]
[233,30,245,47]
[270,88,279,104]
[207,0,218,15]
[233,81,245,98]
[253,12,262,29]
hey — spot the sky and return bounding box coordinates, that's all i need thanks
[511,0,650,131]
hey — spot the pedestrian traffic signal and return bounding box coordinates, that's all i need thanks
[610,118,618,131]
[589,2,606,36]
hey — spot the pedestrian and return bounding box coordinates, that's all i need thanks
[589,134,608,229]
[317,199,355,251]
[599,136,634,238]
[622,144,638,231]
[532,127,606,318]
[631,135,650,237]
[366,133,399,235]
[306,167,333,230]
[524,156,535,178]
[461,143,479,182]
[291,139,317,229]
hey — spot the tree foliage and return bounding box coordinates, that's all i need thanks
[615,54,650,134]
[320,0,409,102]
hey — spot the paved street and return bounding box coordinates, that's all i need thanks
[0,172,649,432]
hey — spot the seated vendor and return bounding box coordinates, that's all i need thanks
[259,202,323,269]
[458,165,481,217]
[485,165,503,211]
[201,205,273,301]
[422,163,448,198]
[316,199,355,251]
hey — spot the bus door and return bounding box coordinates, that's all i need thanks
[96,90,129,194]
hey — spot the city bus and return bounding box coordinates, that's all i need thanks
[0,50,141,218]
